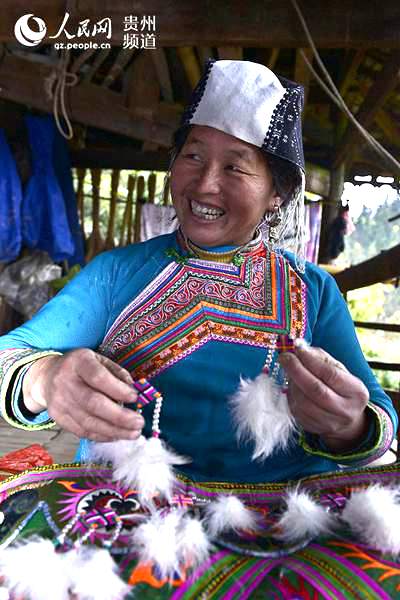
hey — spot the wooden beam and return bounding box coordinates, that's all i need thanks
[102,48,135,88]
[82,48,111,82]
[368,361,400,372]
[318,163,345,264]
[177,47,201,89]
[217,47,243,60]
[0,53,179,147]
[334,244,400,292]
[354,321,400,333]
[2,1,400,47]
[125,52,161,151]
[294,48,313,108]
[338,50,365,97]
[71,148,170,170]
[151,49,174,102]
[334,50,400,168]
[375,109,400,146]
[268,49,280,70]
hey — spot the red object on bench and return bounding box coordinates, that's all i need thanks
[0,444,53,477]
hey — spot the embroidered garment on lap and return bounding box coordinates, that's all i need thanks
[0,232,396,482]
[1,462,400,599]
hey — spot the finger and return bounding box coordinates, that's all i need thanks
[289,344,362,398]
[84,391,145,431]
[95,353,133,386]
[295,341,348,373]
[287,381,344,435]
[74,351,137,403]
[59,410,143,442]
[279,352,343,415]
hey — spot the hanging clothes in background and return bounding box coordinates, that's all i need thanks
[0,130,23,262]
[53,126,85,266]
[140,203,177,242]
[305,202,322,263]
[21,116,75,263]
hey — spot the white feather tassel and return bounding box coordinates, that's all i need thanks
[67,546,130,600]
[132,510,182,579]
[88,439,142,466]
[274,489,336,542]
[0,537,71,600]
[341,485,400,555]
[178,515,210,567]
[204,495,260,538]
[113,436,190,505]
[90,436,190,505]
[230,372,296,460]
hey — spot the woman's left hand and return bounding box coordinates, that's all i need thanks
[278,343,370,452]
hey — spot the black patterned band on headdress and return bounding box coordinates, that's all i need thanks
[179,59,305,173]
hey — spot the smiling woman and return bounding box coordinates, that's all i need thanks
[0,59,397,598]
[170,126,279,247]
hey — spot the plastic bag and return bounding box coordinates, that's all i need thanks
[0,251,61,319]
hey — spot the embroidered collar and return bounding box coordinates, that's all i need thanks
[174,228,265,265]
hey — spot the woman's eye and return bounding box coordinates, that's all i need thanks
[226,164,245,173]
[183,153,201,161]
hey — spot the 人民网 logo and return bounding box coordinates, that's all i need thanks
[14,14,47,47]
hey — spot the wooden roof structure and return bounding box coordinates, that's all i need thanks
[0,0,399,268]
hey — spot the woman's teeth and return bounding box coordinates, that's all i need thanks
[191,199,224,220]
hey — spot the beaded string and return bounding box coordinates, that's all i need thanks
[131,377,164,438]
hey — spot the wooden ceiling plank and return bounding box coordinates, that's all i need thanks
[0,53,179,146]
[294,48,313,107]
[375,109,400,146]
[102,48,135,88]
[71,147,169,170]
[3,1,400,48]
[82,48,111,82]
[125,52,161,150]
[217,47,243,60]
[338,49,365,97]
[334,50,400,168]
[177,47,201,89]
[197,47,214,68]
[70,48,97,75]
[268,48,280,70]
[151,49,174,102]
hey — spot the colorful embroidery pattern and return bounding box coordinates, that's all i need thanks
[100,249,306,379]
[1,463,400,599]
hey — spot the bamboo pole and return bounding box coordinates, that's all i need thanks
[86,169,104,261]
[105,169,120,250]
[133,175,145,243]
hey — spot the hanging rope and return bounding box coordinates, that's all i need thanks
[290,0,400,174]
[44,49,78,140]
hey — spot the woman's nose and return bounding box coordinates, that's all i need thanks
[195,164,221,194]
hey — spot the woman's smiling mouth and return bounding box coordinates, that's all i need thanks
[190,199,225,221]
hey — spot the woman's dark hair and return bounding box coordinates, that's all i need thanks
[172,125,302,205]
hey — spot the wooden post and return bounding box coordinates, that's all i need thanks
[318,163,345,264]
[105,169,120,250]
[119,175,135,247]
[86,169,104,262]
[76,168,86,237]
[133,176,146,244]
[148,173,157,203]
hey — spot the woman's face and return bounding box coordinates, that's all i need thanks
[170,126,280,247]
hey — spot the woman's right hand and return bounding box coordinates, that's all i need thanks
[22,349,144,442]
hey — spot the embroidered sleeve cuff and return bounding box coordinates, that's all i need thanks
[0,348,61,430]
[299,402,394,467]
